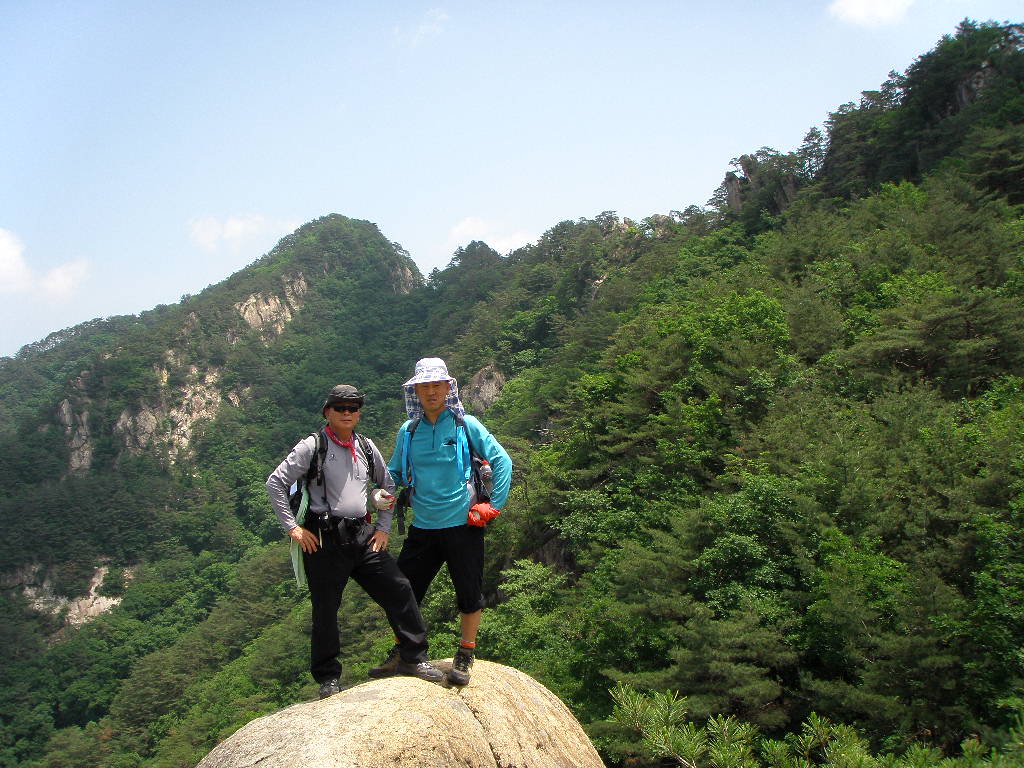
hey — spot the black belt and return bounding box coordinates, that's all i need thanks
[313,513,365,528]
[315,515,371,547]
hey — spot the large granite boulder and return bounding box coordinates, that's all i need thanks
[196,659,603,768]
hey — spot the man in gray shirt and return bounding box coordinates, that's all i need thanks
[266,384,442,698]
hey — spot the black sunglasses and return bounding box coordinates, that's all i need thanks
[331,404,361,413]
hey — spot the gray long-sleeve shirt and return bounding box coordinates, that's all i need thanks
[266,430,397,533]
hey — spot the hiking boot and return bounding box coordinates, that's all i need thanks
[396,660,444,683]
[367,644,401,678]
[447,648,474,686]
[318,678,341,699]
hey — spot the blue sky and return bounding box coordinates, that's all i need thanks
[1,1,1020,357]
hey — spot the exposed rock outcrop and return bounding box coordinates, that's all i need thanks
[114,365,232,460]
[234,274,309,340]
[235,293,292,336]
[955,61,997,113]
[463,364,506,414]
[2,564,126,626]
[389,243,420,294]
[168,367,224,454]
[724,170,745,213]
[283,273,309,308]
[115,407,160,454]
[197,660,603,768]
[56,398,92,473]
[391,262,418,294]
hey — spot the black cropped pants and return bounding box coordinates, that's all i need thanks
[397,524,486,614]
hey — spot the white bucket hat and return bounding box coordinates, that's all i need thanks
[402,357,454,387]
[402,357,465,419]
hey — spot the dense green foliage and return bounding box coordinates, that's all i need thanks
[0,19,1021,768]
[611,684,1024,767]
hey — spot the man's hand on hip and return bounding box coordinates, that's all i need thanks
[290,526,319,554]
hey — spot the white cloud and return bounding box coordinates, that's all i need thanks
[0,228,89,300]
[188,217,225,253]
[438,216,536,264]
[828,0,915,27]
[40,260,90,301]
[394,8,449,48]
[0,229,33,292]
[188,214,299,254]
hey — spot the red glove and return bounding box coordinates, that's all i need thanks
[468,502,501,527]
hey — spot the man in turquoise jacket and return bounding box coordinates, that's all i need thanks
[371,358,512,686]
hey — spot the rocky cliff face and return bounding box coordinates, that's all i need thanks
[463,363,506,414]
[108,274,311,465]
[52,357,240,473]
[114,364,239,462]
[56,398,92,472]
[234,273,309,340]
[1,563,128,627]
[390,261,418,294]
[956,61,997,112]
[196,660,603,768]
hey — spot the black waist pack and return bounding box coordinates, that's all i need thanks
[335,517,373,549]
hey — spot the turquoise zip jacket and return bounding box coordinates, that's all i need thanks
[387,409,512,529]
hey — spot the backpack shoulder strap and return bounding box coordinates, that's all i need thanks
[456,415,493,500]
[402,418,421,486]
[355,432,375,481]
[305,429,327,485]
[451,413,475,480]
[453,413,478,458]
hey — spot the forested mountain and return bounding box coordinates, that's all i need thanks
[1,19,1022,768]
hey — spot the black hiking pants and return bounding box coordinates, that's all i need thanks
[302,518,428,683]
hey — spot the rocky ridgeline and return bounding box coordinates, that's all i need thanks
[49,248,423,476]
[53,275,305,474]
